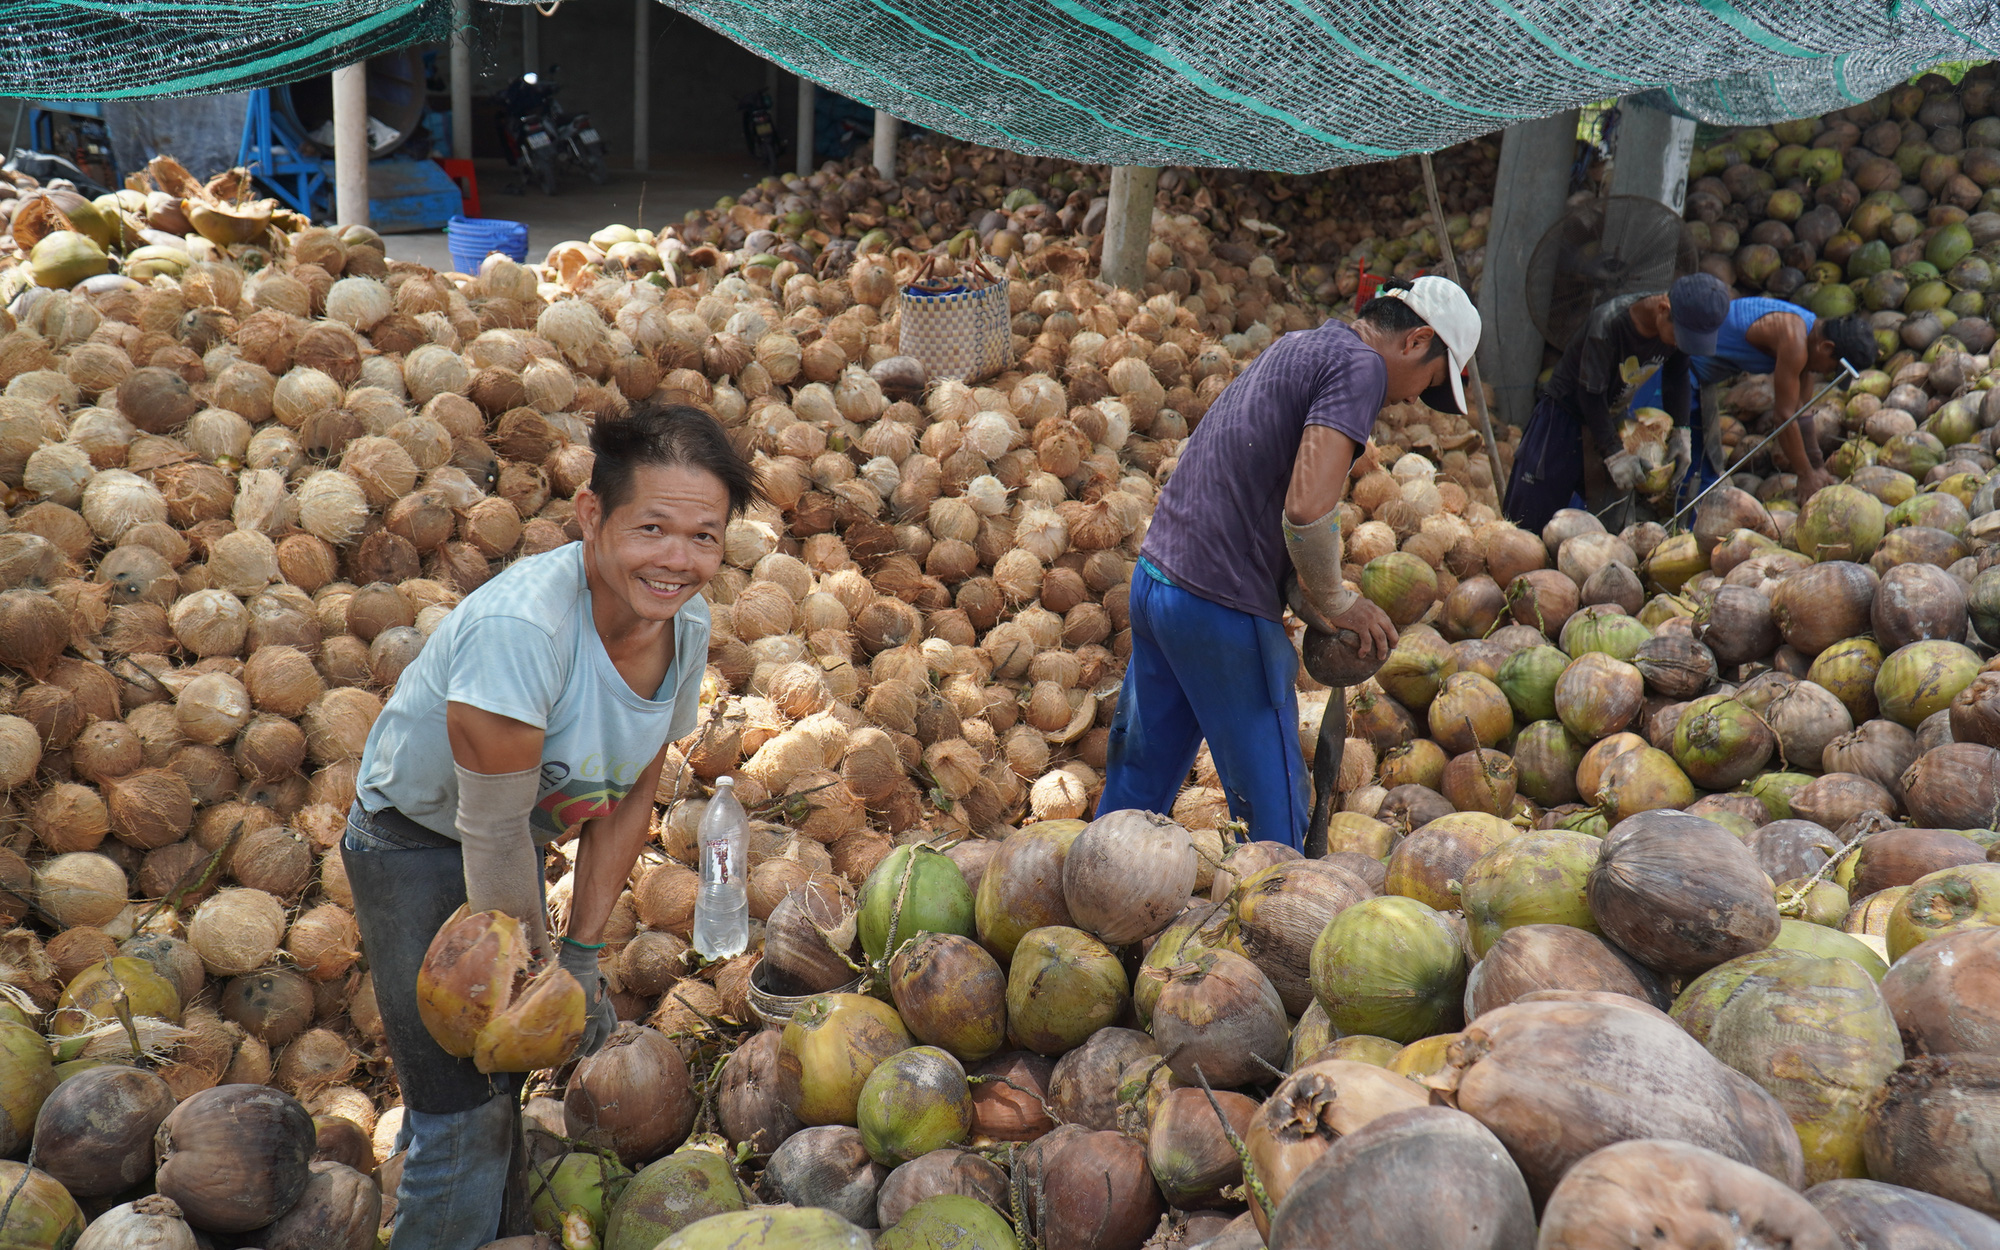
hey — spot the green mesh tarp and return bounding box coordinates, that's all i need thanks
[0,0,449,99]
[620,0,2000,172]
[5,0,1997,168]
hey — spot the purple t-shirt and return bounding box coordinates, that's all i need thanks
[1143,319,1386,622]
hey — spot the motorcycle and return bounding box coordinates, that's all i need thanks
[740,90,782,174]
[495,67,607,195]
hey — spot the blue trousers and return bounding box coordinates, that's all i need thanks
[1097,565,1310,848]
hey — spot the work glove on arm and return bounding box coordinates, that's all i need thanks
[1668,426,1693,488]
[1282,508,1360,633]
[453,762,552,961]
[557,939,616,1058]
[1604,449,1647,492]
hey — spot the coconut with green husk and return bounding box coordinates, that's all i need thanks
[1459,831,1602,957]
[1309,895,1466,1044]
[857,1046,974,1166]
[1672,948,1904,1183]
[1005,926,1129,1056]
[604,1149,749,1250]
[858,845,975,965]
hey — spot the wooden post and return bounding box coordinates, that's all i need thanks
[872,110,898,180]
[522,4,539,77]
[1476,110,1577,434]
[332,63,370,228]
[795,77,815,176]
[633,0,651,172]
[450,0,474,162]
[1100,165,1158,291]
[1419,151,1508,505]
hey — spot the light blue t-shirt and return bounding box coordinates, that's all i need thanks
[355,541,707,843]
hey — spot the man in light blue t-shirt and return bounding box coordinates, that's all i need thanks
[342,402,758,1250]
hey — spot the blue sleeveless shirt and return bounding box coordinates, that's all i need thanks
[1693,297,1813,384]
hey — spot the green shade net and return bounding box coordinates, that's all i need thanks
[637,0,2000,171]
[0,0,449,99]
[3,0,1996,170]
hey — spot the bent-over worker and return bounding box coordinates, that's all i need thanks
[1097,275,1481,849]
[1505,272,1731,533]
[1685,299,1878,504]
[343,402,755,1250]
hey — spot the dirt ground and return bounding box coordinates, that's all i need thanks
[380,153,769,272]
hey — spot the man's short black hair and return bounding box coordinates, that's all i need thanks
[1814,314,1879,375]
[587,402,760,519]
[1357,279,1448,361]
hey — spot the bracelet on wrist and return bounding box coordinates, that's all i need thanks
[561,935,607,951]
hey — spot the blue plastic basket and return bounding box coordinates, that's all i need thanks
[445,216,529,273]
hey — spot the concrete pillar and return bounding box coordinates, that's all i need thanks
[1607,99,1698,214]
[1101,165,1159,291]
[332,63,370,228]
[633,0,650,172]
[1477,108,1580,431]
[522,5,539,77]
[795,77,815,176]
[450,0,474,161]
[872,111,898,180]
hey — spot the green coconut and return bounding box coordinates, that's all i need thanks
[1795,485,1886,562]
[1511,719,1586,807]
[859,845,975,964]
[50,956,181,1037]
[876,1194,1019,1250]
[1496,645,1571,724]
[1360,552,1439,629]
[604,1149,749,1250]
[1970,567,2000,647]
[1373,626,1458,713]
[0,1161,82,1250]
[1747,772,1816,822]
[1776,878,1853,929]
[1459,831,1603,958]
[1875,640,1983,729]
[1885,863,2000,961]
[656,1207,869,1249]
[1766,917,1887,981]
[857,1046,974,1166]
[1809,637,1884,724]
[1309,895,1466,1044]
[1560,607,1653,662]
[777,993,916,1127]
[532,1151,632,1243]
[1005,926,1129,1056]
[1671,694,1776,791]
[0,1021,57,1158]
[1671,949,1903,1184]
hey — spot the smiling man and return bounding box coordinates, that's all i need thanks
[342,401,757,1249]
[1097,275,1480,848]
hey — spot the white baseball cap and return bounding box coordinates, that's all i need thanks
[1376,275,1482,415]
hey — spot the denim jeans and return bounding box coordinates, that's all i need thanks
[343,803,533,1250]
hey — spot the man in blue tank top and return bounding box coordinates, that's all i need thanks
[1684,298,1877,503]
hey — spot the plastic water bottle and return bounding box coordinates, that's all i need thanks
[692,778,749,959]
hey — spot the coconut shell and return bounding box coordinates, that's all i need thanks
[887,933,1006,1064]
[1873,562,1970,652]
[1863,1054,2000,1218]
[1852,828,1985,897]
[31,1063,176,1197]
[564,1023,696,1165]
[155,1083,316,1232]
[717,1029,804,1157]
[1806,1177,2000,1247]
[1903,743,2000,829]
[1437,996,1805,1203]
[1538,1140,1837,1250]
[1881,927,2000,1058]
[1061,809,1195,946]
[1267,1106,1535,1250]
[1228,858,1373,1014]
[1587,810,1781,976]
[1466,924,1669,1017]
[967,1050,1056,1142]
[1029,1129,1163,1250]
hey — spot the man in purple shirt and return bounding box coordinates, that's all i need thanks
[1099,276,1481,848]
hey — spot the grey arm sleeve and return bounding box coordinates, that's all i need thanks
[454,763,550,958]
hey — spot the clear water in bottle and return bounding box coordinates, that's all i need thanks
[692,777,749,959]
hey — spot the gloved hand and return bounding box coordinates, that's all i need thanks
[1669,427,1693,487]
[557,938,616,1059]
[1604,450,1646,492]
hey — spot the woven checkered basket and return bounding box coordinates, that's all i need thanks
[897,256,1012,383]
